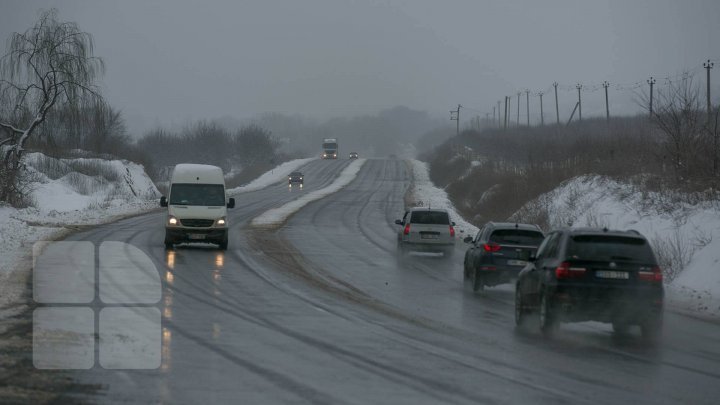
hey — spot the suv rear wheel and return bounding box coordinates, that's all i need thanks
[514,287,529,327]
[539,293,558,336]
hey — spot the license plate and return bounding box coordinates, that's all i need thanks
[421,234,439,239]
[188,234,206,240]
[507,260,527,266]
[596,270,629,279]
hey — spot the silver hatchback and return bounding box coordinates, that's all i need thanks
[395,208,456,258]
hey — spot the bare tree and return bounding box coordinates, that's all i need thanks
[0,8,104,204]
[651,75,705,182]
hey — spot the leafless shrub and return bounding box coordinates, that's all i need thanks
[651,229,696,282]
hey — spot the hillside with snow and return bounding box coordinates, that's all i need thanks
[511,175,720,318]
[0,152,160,316]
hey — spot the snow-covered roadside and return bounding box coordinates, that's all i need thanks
[252,159,366,227]
[227,158,315,195]
[511,175,720,319]
[0,154,161,322]
[408,160,478,239]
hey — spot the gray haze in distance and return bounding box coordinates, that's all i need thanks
[1,0,719,136]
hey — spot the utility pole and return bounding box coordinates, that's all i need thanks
[503,96,508,131]
[450,104,461,136]
[497,100,502,129]
[576,84,583,121]
[602,81,610,121]
[516,92,521,127]
[553,82,560,125]
[492,105,496,128]
[539,92,544,126]
[506,95,510,130]
[647,77,656,117]
[525,89,530,126]
[704,60,714,127]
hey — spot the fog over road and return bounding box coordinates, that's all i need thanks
[56,159,720,404]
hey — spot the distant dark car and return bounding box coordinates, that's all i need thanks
[349,152,359,159]
[463,222,544,292]
[288,171,304,187]
[515,228,664,341]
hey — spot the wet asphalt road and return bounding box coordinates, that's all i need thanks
[51,159,720,404]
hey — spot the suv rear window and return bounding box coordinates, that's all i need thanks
[410,211,449,225]
[489,229,544,246]
[567,235,656,263]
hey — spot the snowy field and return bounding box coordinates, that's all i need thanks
[511,175,720,318]
[0,153,161,321]
[252,159,366,227]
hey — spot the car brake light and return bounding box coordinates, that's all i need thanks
[403,224,411,235]
[483,242,501,252]
[555,262,586,279]
[639,266,663,282]
[449,225,455,237]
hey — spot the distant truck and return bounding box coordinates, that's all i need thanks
[160,164,235,250]
[322,138,338,159]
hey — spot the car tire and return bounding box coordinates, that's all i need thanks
[640,314,663,343]
[164,232,174,250]
[470,268,483,292]
[514,287,528,327]
[539,293,558,337]
[218,234,229,251]
[396,242,408,263]
[164,242,173,250]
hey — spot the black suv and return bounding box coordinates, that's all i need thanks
[288,171,304,187]
[515,228,664,340]
[463,222,544,291]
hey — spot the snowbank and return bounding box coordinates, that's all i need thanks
[252,159,365,227]
[511,175,720,318]
[228,158,315,194]
[409,160,479,239]
[0,153,161,317]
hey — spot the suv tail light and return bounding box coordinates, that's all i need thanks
[449,225,455,237]
[483,242,501,252]
[555,262,586,279]
[638,266,663,282]
[403,224,411,235]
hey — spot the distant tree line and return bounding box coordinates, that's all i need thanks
[138,122,283,184]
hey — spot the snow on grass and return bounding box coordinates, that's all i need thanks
[511,175,720,318]
[228,158,315,195]
[252,159,366,227]
[409,159,478,239]
[0,153,161,317]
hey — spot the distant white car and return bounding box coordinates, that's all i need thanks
[349,152,359,159]
[395,208,456,259]
[160,164,235,250]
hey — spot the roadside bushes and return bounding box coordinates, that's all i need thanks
[421,114,684,227]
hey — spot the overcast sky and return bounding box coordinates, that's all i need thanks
[1,0,719,135]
